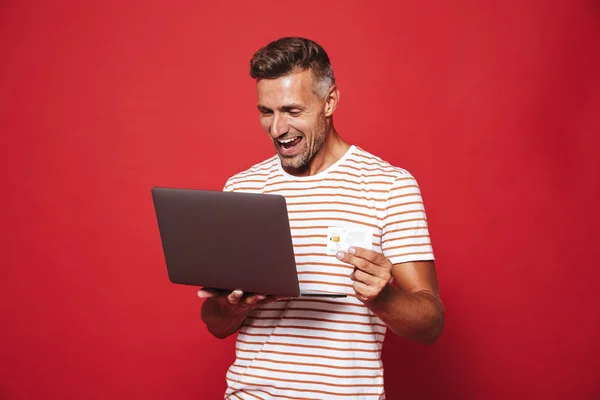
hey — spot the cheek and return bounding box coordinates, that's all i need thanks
[259,117,271,133]
[293,118,314,136]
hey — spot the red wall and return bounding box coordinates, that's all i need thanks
[1,1,599,399]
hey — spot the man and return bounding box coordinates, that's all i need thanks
[199,37,444,399]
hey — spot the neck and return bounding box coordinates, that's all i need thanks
[284,126,351,177]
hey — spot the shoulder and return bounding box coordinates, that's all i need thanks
[223,155,280,191]
[349,146,417,184]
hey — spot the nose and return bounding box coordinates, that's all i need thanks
[270,112,290,138]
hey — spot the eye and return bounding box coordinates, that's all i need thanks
[288,109,302,117]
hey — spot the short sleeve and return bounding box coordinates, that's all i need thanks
[381,174,435,264]
[222,178,235,192]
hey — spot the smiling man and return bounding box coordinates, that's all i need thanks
[199,37,444,400]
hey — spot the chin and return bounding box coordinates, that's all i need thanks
[280,155,308,170]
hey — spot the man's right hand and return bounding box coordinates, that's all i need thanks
[198,288,275,317]
[198,288,277,338]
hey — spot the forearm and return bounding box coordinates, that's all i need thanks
[368,284,444,344]
[200,298,248,339]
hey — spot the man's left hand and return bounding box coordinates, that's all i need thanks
[336,247,393,304]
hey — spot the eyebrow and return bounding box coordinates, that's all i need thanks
[280,104,304,112]
[257,104,304,113]
[257,104,271,113]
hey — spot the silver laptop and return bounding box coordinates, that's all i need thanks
[151,188,346,298]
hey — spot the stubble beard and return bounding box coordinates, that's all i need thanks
[278,116,328,170]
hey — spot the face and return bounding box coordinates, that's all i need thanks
[256,70,331,170]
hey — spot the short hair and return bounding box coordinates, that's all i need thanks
[249,37,336,98]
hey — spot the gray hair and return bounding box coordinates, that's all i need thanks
[249,37,335,98]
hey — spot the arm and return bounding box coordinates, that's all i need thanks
[337,249,444,344]
[199,289,276,339]
[367,259,444,344]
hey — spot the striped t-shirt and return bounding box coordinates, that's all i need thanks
[223,145,434,400]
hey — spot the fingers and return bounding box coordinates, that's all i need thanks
[347,246,387,264]
[352,280,389,303]
[351,268,388,296]
[352,268,379,286]
[340,249,393,304]
[197,288,220,298]
[336,248,391,280]
[352,280,373,301]
[227,291,271,306]
[243,293,266,305]
[196,288,245,303]
[227,290,244,304]
[257,295,279,305]
[198,289,278,307]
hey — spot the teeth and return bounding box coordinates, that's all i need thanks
[278,137,299,144]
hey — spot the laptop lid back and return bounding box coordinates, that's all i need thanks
[151,188,300,298]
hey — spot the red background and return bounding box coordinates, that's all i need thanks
[1,1,599,399]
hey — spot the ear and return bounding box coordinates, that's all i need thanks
[323,84,340,117]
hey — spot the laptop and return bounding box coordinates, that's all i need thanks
[151,187,346,298]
